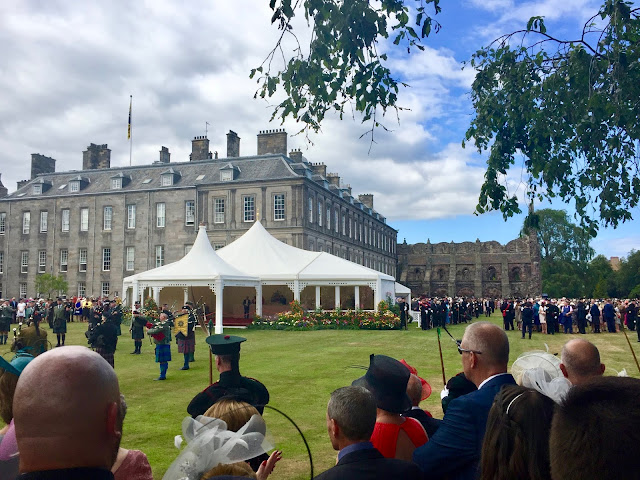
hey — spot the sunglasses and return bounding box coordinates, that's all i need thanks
[457,345,482,355]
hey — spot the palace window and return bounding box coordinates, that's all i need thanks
[60,249,68,272]
[61,209,70,232]
[101,282,110,297]
[127,204,136,229]
[22,212,30,234]
[79,248,87,272]
[185,201,196,226]
[40,211,48,233]
[80,208,89,231]
[103,206,112,231]
[155,245,165,267]
[78,282,86,297]
[243,196,255,222]
[126,247,135,271]
[102,248,111,271]
[156,203,166,228]
[214,198,225,224]
[21,251,28,273]
[273,194,285,221]
[0,213,5,234]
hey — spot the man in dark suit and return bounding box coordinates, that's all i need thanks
[603,299,616,333]
[413,322,515,480]
[315,385,422,480]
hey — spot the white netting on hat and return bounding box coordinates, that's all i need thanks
[162,414,274,480]
[511,349,562,384]
[520,367,571,404]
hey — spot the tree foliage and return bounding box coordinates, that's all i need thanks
[34,273,68,299]
[252,0,441,139]
[466,0,640,234]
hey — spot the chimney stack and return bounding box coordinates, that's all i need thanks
[358,194,374,210]
[289,148,303,162]
[226,130,240,157]
[82,144,111,170]
[31,154,56,179]
[343,184,352,195]
[0,174,7,197]
[326,173,340,187]
[17,180,29,190]
[159,146,171,163]
[310,162,327,178]
[257,129,287,155]
[190,136,212,161]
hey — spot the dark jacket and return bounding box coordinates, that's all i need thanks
[314,445,422,480]
[413,373,516,480]
[403,407,441,438]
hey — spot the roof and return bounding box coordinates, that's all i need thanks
[217,220,394,282]
[123,225,258,284]
[4,154,300,200]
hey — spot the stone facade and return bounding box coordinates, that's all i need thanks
[397,234,541,299]
[0,130,397,299]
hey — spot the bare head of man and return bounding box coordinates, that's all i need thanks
[459,321,509,387]
[560,338,605,385]
[13,346,122,473]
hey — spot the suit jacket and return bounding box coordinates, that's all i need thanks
[314,446,422,480]
[413,373,516,480]
[404,408,441,438]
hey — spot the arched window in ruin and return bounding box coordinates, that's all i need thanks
[487,266,497,281]
[511,267,522,282]
[437,268,446,281]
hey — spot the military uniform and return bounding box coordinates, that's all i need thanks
[176,305,197,370]
[147,320,172,380]
[187,334,269,417]
[52,300,67,346]
[130,312,146,354]
[0,304,15,344]
[87,320,118,368]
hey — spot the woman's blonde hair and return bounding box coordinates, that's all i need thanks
[201,461,257,479]
[203,398,259,432]
[0,372,19,423]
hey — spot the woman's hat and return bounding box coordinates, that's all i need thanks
[399,359,432,401]
[352,354,411,414]
[0,352,35,377]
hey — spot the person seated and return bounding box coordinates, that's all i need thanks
[559,338,605,385]
[352,354,428,461]
[550,376,640,480]
[111,394,153,480]
[481,385,555,480]
[203,398,281,478]
[314,385,422,480]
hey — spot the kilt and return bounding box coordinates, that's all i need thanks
[95,347,115,368]
[177,336,195,354]
[155,344,171,363]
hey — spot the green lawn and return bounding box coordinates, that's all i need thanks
[4,313,639,479]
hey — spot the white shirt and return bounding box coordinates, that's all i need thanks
[478,372,511,390]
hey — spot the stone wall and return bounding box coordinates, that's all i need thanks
[397,234,541,299]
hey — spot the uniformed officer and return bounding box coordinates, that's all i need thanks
[0,300,15,344]
[187,334,269,417]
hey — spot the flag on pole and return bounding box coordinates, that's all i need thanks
[127,96,132,140]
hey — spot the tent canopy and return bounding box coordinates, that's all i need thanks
[217,221,394,283]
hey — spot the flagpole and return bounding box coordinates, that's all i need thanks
[128,95,133,166]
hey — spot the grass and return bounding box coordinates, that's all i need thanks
[4,313,639,479]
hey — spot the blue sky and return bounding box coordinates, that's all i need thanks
[0,0,637,259]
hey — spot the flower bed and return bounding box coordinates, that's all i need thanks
[248,301,401,330]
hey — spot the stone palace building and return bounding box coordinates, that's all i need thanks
[0,129,398,299]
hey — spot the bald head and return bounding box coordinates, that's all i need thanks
[14,346,122,472]
[560,339,605,385]
[461,322,509,386]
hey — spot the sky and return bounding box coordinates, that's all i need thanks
[0,0,637,259]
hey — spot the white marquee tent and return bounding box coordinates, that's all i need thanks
[122,224,259,333]
[216,221,398,310]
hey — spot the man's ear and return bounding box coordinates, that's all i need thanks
[559,363,569,379]
[600,363,606,375]
[329,418,340,439]
[106,402,122,439]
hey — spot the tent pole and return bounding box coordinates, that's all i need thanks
[215,283,224,334]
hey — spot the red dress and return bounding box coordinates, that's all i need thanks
[370,417,428,459]
[113,450,153,480]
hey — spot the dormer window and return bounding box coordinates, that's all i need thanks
[161,174,173,186]
[220,163,240,182]
[69,181,80,192]
[33,184,42,195]
[111,178,122,189]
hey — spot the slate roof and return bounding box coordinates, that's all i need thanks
[3,154,301,200]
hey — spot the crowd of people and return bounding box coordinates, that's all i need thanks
[402,296,639,340]
[0,294,639,479]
